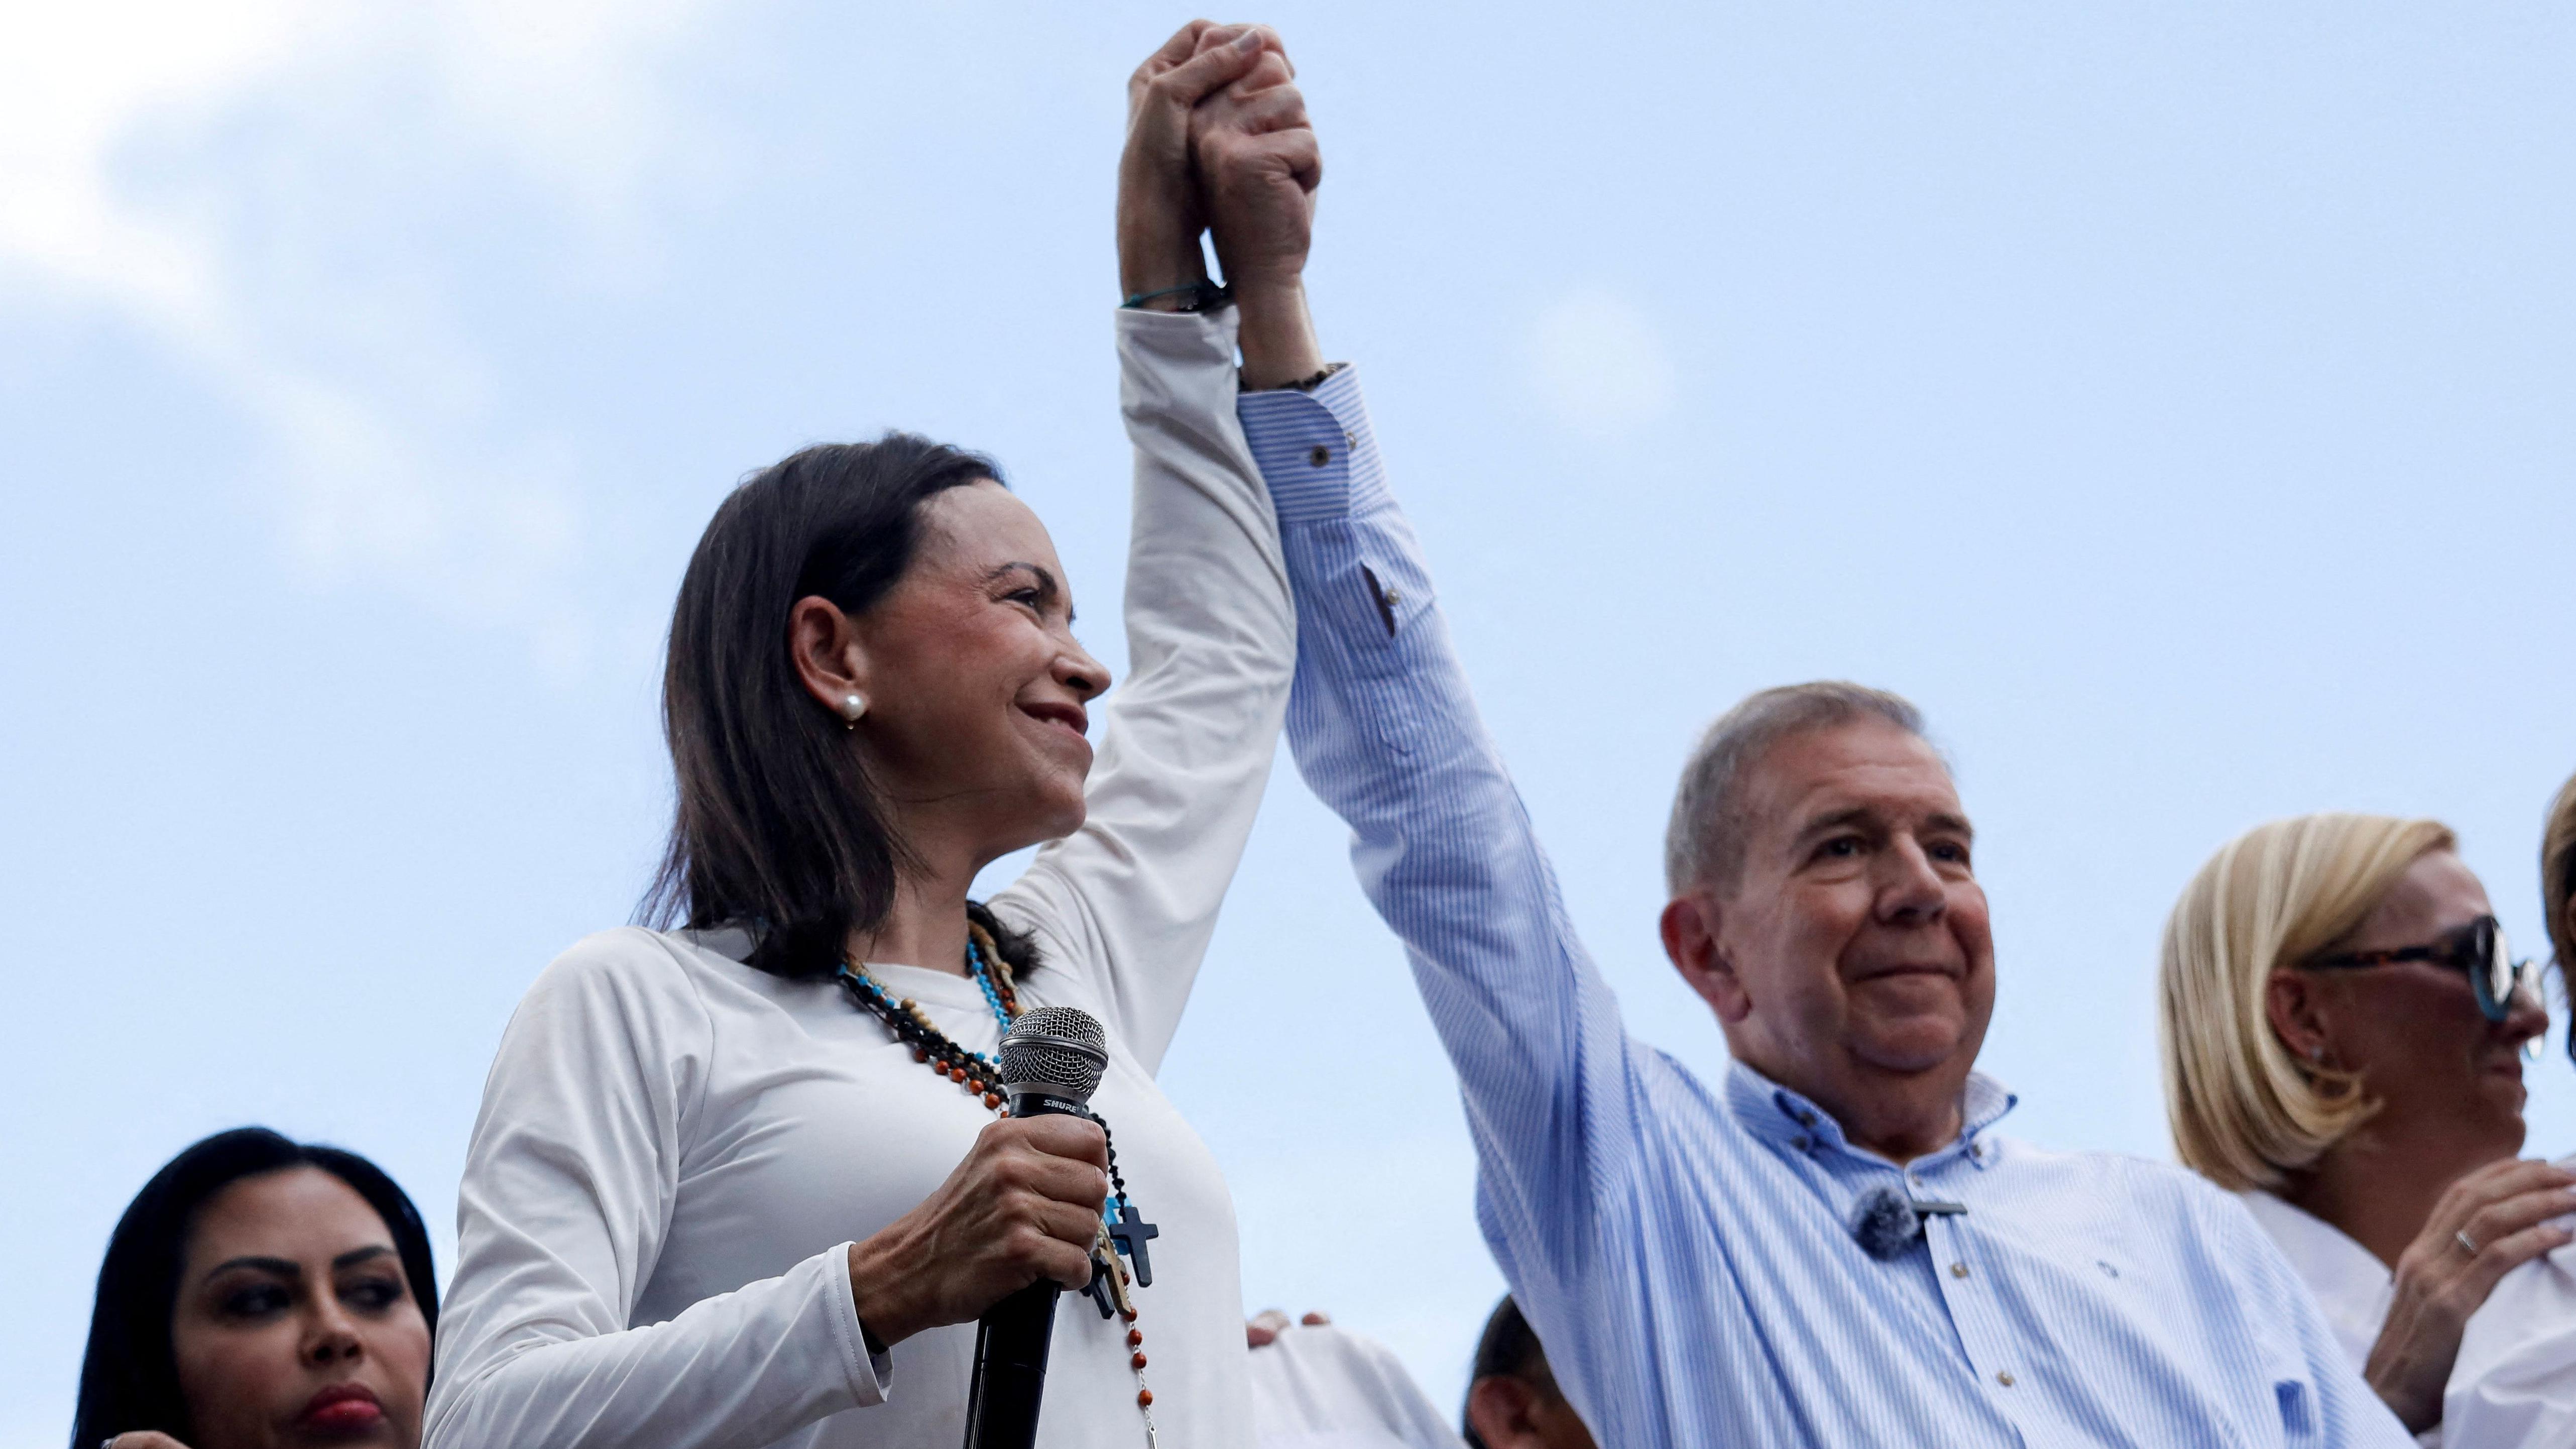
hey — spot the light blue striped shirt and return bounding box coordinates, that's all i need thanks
[1234,368,2411,1448]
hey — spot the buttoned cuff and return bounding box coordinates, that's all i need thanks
[1236,365,1390,523]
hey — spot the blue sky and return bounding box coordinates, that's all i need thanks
[6,2,2573,1438]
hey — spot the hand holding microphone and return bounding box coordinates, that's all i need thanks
[843,1065,1110,1349]
[964,1009,1118,1449]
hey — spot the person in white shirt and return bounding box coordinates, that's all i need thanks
[2160,812,2576,1441]
[1234,1297,1595,1449]
[1242,1311,1462,1449]
[424,23,1329,1449]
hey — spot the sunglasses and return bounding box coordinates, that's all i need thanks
[2301,914,2540,1024]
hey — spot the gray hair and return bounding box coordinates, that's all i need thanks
[1662,682,1930,896]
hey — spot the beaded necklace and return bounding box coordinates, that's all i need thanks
[835,923,1163,1445]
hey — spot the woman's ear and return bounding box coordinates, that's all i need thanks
[2264,970,2331,1068]
[788,595,873,722]
[1662,890,1751,1025]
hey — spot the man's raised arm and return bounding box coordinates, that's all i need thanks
[1240,359,1650,1312]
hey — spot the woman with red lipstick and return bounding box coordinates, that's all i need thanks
[72,1127,438,1449]
[427,22,1324,1449]
[2160,813,2576,1442]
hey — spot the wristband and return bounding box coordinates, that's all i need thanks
[1121,279,1232,313]
[1244,363,1341,393]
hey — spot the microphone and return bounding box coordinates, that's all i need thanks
[962,1007,1111,1449]
[1849,1184,1968,1261]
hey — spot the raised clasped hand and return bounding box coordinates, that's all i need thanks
[1185,24,1318,306]
[1118,21,1282,304]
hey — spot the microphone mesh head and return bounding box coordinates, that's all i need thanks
[1849,1185,1923,1261]
[997,1007,1109,1102]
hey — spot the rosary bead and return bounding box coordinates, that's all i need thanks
[1120,1307,1138,1323]
[1136,1389,1154,1408]
[911,1047,928,1064]
[1126,1328,1143,1348]
[1130,1352,1148,1370]
[983,1092,1001,1108]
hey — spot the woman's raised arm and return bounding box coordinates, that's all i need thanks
[996,27,1318,1072]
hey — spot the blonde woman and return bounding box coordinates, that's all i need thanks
[2161,813,2573,1440]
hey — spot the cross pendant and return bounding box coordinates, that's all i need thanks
[1107,1201,1159,1289]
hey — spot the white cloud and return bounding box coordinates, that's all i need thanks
[0,0,721,653]
[1525,282,1680,439]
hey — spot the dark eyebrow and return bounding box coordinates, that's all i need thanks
[984,562,1073,624]
[203,1255,301,1283]
[201,1245,397,1285]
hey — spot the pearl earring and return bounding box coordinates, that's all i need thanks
[2306,1045,2325,1064]
[839,692,867,728]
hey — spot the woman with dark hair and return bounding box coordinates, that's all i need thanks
[73,1127,437,1449]
[427,23,1322,1449]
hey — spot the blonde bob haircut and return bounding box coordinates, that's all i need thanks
[2544,770,2576,977]
[2159,813,2456,1193]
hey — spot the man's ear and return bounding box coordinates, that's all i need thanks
[1465,1376,1548,1449]
[2263,969,2332,1068]
[1662,890,1752,1025]
[787,595,874,718]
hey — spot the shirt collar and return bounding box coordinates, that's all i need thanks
[1723,1058,2017,1169]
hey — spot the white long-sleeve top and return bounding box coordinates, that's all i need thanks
[2438,1155,2576,1447]
[423,306,1293,1449]
[2240,1183,2576,1448]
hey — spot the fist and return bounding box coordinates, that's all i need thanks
[846,1114,1112,1347]
[1190,28,1319,297]
[1116,22,1280,300]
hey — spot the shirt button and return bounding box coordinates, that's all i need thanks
[1308,444,1331,467]
[1996,1372,2016,1388]
[1949,1262,1969,1279]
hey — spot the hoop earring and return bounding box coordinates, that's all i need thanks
[839,692,867,729]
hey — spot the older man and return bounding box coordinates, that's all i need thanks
[1217,329,2411,1445]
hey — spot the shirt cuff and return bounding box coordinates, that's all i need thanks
[1235,364,1389,523]
[823,1243,894,1408]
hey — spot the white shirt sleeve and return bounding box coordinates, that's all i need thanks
[993,305,1294,1074]
[1246,1323,1466,1449]
[423,932,891,1449]
[2441,1208,2576,1448]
